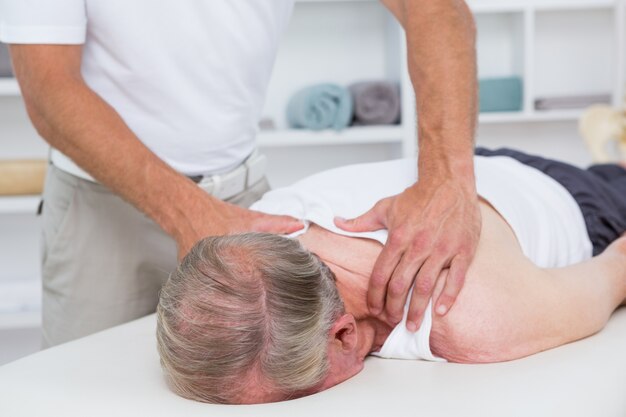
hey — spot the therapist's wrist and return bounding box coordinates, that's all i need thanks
[170,192,239,258]
[152,174,229,242]
[417,144,476,192]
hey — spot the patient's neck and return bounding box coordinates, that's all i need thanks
[297,225,393,357]
[353,318,395,359]
[324,258,393,357]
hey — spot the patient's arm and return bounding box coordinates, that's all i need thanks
[429,203,626,363]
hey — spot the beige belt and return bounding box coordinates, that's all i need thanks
[189,150,267,200]
[50,149,267,201]
[50,149,96,182]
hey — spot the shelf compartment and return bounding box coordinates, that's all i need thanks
[476,12,525,79]
[533,8,614,108]
[258,125,404,147]
[476,12,526,114]
[263,1,399,130]
[532,0,615,11]
[479,109,582,124]
[470,0,615,13]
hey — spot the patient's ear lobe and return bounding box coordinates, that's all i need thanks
[331,314,358,352]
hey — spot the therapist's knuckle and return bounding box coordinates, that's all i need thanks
[370,272,388,288]
[433,242,450,258]
[450,269,467,287]
[388,229,407,248]
[410,231,431,253]
[454,238,468,251]
[414,277,434,297]
[388,279,407,297]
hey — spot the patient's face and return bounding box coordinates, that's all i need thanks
[235,313,366,404]
[236,363,364,404]
[235,383,295,404]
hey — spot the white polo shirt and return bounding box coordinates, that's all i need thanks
[0,0,294,176]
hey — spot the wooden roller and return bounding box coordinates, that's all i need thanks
[0,160,48,196]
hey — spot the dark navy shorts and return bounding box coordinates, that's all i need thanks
[476,147,626,255]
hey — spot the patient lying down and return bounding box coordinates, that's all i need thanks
[156,150,626,404]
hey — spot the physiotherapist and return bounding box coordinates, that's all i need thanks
[1,0,480,346]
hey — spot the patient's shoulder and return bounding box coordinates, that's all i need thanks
[430,312,507,364]
[428,262,541,364]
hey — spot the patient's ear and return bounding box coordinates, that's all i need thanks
[320,314,362,391]
[330,314,358,353]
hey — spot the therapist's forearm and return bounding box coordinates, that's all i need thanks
[397,0,478,182]
[10,45,228,244]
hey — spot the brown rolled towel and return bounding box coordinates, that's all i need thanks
[349,81,401,126]
[0,160,48,195]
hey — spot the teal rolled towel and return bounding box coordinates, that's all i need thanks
[479,77,523,113]
[287,84,354,131]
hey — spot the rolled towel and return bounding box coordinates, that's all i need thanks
[287,83,354,131]
[479,77,523,113]
[0,160,47,195]
[349,81,401,125]
[0,43,13,77]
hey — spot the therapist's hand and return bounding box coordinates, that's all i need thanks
[176,201,304,260]
[335,176,481,332]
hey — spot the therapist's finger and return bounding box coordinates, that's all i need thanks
[383,250,428,324]
[435,255,469,316]
[334,198,391,233]
[367,238,404,316]
[405,256,449,332]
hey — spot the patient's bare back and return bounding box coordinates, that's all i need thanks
[299,200,536,361]
[299,200,625,363]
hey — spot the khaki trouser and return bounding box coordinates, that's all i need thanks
[41,165,270,347]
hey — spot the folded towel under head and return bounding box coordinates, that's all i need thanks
[349,81,401,126]
[287,83,354,131]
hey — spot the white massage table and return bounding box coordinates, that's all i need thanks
[1,310,625,417]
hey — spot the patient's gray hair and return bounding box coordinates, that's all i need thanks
[156,233,344,404]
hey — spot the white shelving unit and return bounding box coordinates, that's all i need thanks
[255,0,624,186]
[0,0,624,333]
[0,196,40,215]
[0,78,19,96]
[0,1,622,125]
[255,0,625,163]
[473,0,623,121]
[259,125,404,147]
[0,312,40,330]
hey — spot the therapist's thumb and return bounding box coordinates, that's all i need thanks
[334,199,389,233]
